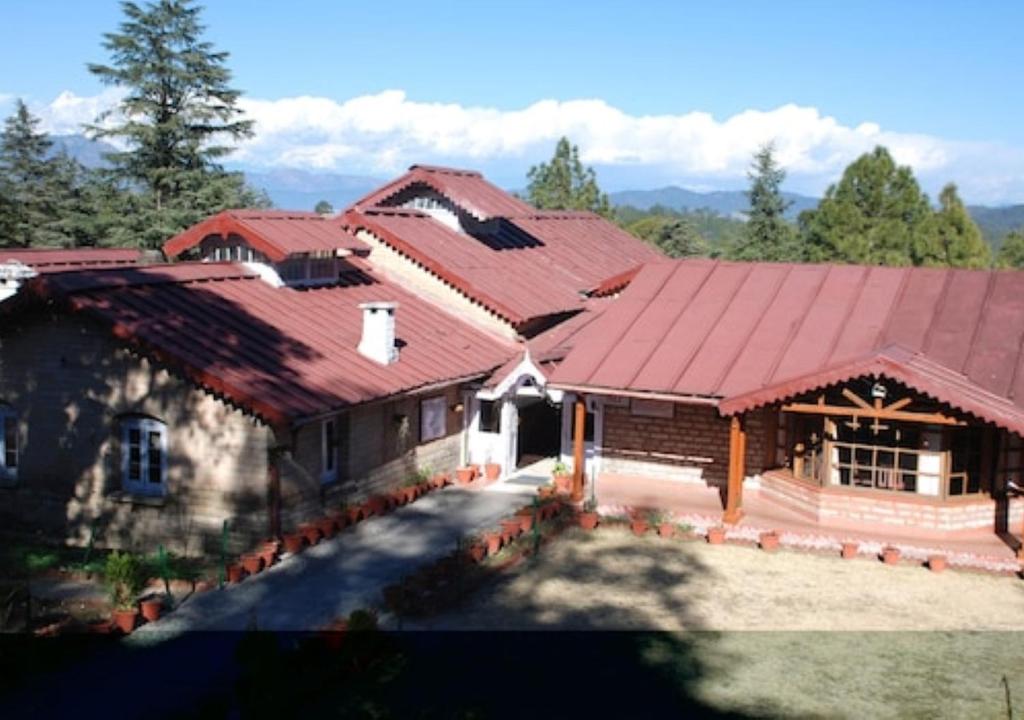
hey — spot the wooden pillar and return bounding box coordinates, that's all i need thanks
[723,414,746,524]
[572,396,586,503]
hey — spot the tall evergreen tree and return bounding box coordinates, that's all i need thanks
[923,183,990,268]
[730,142,797,261]
[996,230,1024,269]
[526,137,611,217]
[0,100,79,248]
[86,0,263,247]
[798,146,933,266]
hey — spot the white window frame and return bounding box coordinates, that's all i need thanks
[121,417,168,496]
[321,417,338,484]
[420,396,447,443]
[0,406,18,482]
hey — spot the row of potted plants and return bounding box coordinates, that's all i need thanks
[104,551,168,634]
[381,498,574,619]
[577,506,953,574]
[454,461,502,485]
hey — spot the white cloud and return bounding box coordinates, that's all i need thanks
[12,88,1024,203]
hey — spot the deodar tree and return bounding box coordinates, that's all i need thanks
[729,141,799,261]
[526,137,612,217]
[87,0,265,248]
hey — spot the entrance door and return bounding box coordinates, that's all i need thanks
[515,396,562,468]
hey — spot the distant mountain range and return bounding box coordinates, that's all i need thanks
[49,134,1024,245]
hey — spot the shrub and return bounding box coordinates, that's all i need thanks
[552,460,569,475]
[104,551,146,610]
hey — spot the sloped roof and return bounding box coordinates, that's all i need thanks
[550,259,1024,435]
[20,262,515,430]
[0,247,141,273]
[351,164,534,220]
[343,207,661,328]
[162,209,367,261]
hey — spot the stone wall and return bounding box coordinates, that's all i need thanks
[601,401,768,487]
[0,312,274,555]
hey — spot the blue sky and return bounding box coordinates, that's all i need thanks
[2,0,1023,203]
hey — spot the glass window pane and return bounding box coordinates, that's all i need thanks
[479,400,501,434]
[3,416,16,468]
[128,428,141,481]
[147,430,162,484]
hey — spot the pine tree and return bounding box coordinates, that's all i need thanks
[0,100,79,248]
[730,142,798,261]
[798,146,933,266]
[924,183,990,268]
[996,230,1024,269]
[526,137,611,217]
[655,218,709,258]
[86,0,261,247]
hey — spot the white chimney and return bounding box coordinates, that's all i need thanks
[358,301,399,365]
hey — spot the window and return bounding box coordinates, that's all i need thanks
[121,417,167,496]
[322,418,338,484]
[420,396,447,442]
[478,400,501,434]
[0,406,18,481]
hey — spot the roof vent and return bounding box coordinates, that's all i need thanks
[358,301,399,365]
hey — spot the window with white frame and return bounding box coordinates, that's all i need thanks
[478,400,501,434]
[420,396,447,442]
[321,417,338,484]
[121,417,167,496]
[0,406,18,481]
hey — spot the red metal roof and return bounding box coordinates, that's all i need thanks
[550,259,1024,435]
[0,247,141,273]
[351,164,534,220]
[343,207,660,328]
[26,262,516,429]
[162,209,367,261]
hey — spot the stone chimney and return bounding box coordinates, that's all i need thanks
[358,301,399,365]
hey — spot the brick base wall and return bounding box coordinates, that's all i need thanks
[761,471,1024,532]
[601,402,768,488]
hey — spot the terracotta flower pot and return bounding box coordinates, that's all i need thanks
[469,464,481,480]
[346,506,365,525]
[759,531,780,552]
[299,523,322,546]
[390,489,407,507]
[140,598,163,623]
[468,544,486,563]
[366,495,389,516]
[112,609,139,634]
[485,532,503,556]
[928,554,947,573]
[840,541,859,559]
[417,481,432,497]
[404,486,418,503]
[241,553,263,575]
[630,519,649,536]
[283,533,306,555]
[501,518,522,538]
[484,463,502,481]
[328,511,349,532]
[553,473,572,494]
[456,467,475,485]
[579,512,599,531]
[516,512,534,533]
[259,546,277,568]
[658,522,676,538]
[881,546,901,565]
[316,516,338,539]
[538,485,556,500]
[226,563,245,583]
[706,526,726,545]
[431,472,449,489]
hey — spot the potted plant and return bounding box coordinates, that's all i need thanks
[484,459,502,481]
[629,509,651,536]
[140,594,164,623]
[105,551,145,634]
[468,463,481,480]
[928,554,947,573]
[515,505,536,532]
[578,499,600,531]
[366,494,390,516]
[241,553,264,575]
[759,530,781,552]
[456,466,475,485]
[552,461,572,494]
[706,526,727,545]
[315,515,338,540]
[538,483,557,500]
[298,523,322,546]
[656,513,676,538]
[283,533,306,555]
[346,504,365,525]
[484,531,503,556]
[500,517,522,540]
[431,471,450,489]
[840,541,859,560]
[881,545,901,565]
[226,562,245,583]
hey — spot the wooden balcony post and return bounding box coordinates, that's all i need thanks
[572,396,586,502]
[723,414,746,524]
